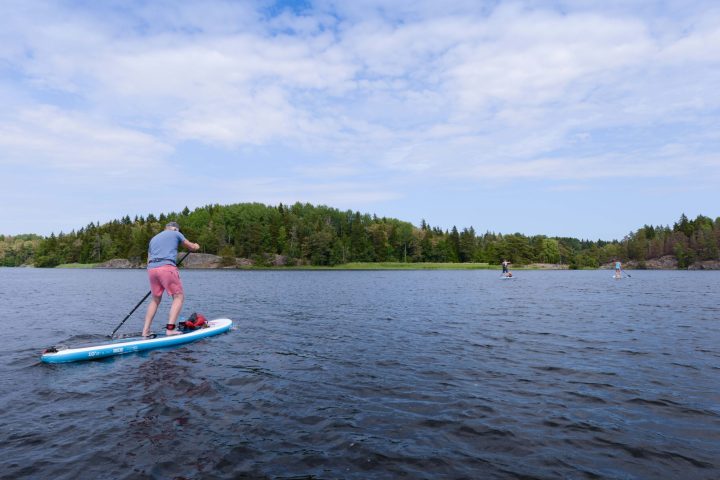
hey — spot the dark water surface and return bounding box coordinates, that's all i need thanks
[1,268,719,479]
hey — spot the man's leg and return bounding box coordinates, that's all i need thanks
[142,295,162,336]
[167,293,184,335]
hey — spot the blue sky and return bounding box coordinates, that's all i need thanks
[1,0,719,240]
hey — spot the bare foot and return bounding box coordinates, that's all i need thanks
[166,329,183,336]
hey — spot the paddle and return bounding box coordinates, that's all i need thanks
[108,251,192,338]
[621,269,631,278]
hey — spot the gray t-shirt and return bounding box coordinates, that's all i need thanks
[147,230,186,269]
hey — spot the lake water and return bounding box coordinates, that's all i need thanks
[1,268,719,479]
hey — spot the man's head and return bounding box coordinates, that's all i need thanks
[166,221,181,231]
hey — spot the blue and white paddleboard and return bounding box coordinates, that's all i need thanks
[41,318,232,364]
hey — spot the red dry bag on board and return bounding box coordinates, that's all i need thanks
[179,312,208,331]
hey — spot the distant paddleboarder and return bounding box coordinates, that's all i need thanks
[502,259,511,273]
[614,259,622,279]
[501,259,513,278]
[142,221,200,337]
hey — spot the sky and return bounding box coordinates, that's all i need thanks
[1,0,719,240]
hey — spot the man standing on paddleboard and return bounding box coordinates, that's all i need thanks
[502,259,511,275]
[142,221,200,337]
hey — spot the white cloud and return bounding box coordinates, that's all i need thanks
[1,0,719,236]
[182,175,402,213]
[443,10,652,109]
[2,1,714,158]
[0,105,170,171]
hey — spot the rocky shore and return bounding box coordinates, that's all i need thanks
[92,254,720,270]
[602,255,720,270]
[94,253,287,269]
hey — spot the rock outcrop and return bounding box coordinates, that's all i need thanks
[95,258,140,269]
[605,255,720,270]
[627,255,679,270]
[688,260,720,270]
[524,263,569,269]
[181,253,225,269]
[94,253,255,269]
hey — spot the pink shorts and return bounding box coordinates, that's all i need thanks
[148,265,184,297]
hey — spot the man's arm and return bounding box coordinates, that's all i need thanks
[182,239,200,251]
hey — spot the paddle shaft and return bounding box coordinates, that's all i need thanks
[109,251,192,337]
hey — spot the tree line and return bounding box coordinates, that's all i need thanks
[1,204,718,268]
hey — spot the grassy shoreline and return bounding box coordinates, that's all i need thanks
[260,263,575,270]
[266,262,497,270]
[54,262,500,270]
[51,261,572,270]
[55,263,99,269]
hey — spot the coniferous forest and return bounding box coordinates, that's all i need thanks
[1,203,718,269]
